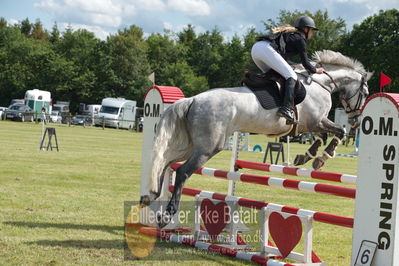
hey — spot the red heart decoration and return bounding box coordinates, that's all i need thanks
[269,212,302,258]
[200,198,230,241]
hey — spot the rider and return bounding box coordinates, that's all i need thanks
[251,16,325,124]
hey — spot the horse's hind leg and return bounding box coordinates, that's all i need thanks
[158,149,218,228]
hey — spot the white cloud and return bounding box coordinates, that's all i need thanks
[163,21,173,30]
[333,0,398,8]
[35,0,124,27]
[32,0,399,41]
[7,19,19,26]
[137,0,166,11]
[167,0,210,16]
[362,0,399,14]
[122,3,136,16]
[335,0,367,2]
[86,12,122,27]
[34,0,63,15]
[63,0,121,14]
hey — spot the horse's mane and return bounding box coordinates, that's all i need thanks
[312,50,366,73]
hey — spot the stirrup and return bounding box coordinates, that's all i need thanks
[277,108,297,125]
[285,116,297,125]
[285,117,297,125]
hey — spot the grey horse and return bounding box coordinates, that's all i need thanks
[143,50,372,227]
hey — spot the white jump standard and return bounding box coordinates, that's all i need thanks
[352,93,399,265]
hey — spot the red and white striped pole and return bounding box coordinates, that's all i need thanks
[171,162,356,199]
[235,160,357,184]
[171,185,354,228]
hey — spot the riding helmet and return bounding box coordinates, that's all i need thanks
[295,16,319,30]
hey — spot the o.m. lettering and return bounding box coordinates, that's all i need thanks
[152,104,160,117]
[144,103,151,117]
[379,117,393,136]
[361,116,373,135]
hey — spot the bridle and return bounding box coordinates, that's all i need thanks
[299,69,368,116]
[340,75,368,115]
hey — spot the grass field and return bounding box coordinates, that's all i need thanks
[0,121,358,265]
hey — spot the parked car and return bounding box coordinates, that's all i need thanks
[50,111,62,123]
[6,104,34,122]
[0,107,6,120]
[53,101,70,124]
[9,99,24,106]
[71,115,88,126]
[279,133,315,144]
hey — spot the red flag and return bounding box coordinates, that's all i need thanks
[380,72,392,92]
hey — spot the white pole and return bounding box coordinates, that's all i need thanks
[286,135,290,166]
[40,112,45,150]
[228,132,239,196]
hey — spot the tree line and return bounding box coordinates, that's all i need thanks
[0,9,397,112]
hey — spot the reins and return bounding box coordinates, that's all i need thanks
[296,71,334,93]
[296,69,367,115]
[322,71,340,92]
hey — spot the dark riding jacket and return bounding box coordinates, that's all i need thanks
[258,31,316,74]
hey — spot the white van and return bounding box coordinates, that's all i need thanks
[95,98,136,129]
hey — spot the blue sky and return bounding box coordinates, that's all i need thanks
[1,0,398,40]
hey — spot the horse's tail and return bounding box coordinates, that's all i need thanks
[149,97,193,195]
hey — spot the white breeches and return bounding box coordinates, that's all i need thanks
[251,41,297,80]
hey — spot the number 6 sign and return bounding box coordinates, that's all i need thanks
[354,241,377,266]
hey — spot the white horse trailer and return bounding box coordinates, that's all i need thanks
[96,98,136,129]
[24,89,52,119]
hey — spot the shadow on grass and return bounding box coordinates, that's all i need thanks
[3,221,123,235]
[5,221,253,264]
[26,239,123,249]
[27,240,248,265]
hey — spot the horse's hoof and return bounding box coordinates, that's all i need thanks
[157,211,172,229]
[294,154,307,166]
[140,195,151,206]
[312,157,325,170]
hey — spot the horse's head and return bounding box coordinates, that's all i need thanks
[313,50,373,128]
[339,71,372,128]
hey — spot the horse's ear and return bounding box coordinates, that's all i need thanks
[366,71,374,81]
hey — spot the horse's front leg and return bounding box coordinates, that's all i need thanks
[312,119,345,170]
[293,134,326,166]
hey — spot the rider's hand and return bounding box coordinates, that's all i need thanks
[316,67,325,74]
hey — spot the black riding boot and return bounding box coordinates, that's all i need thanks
[277,77,297,124]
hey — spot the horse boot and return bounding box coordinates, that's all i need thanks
[277,77,297,125]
